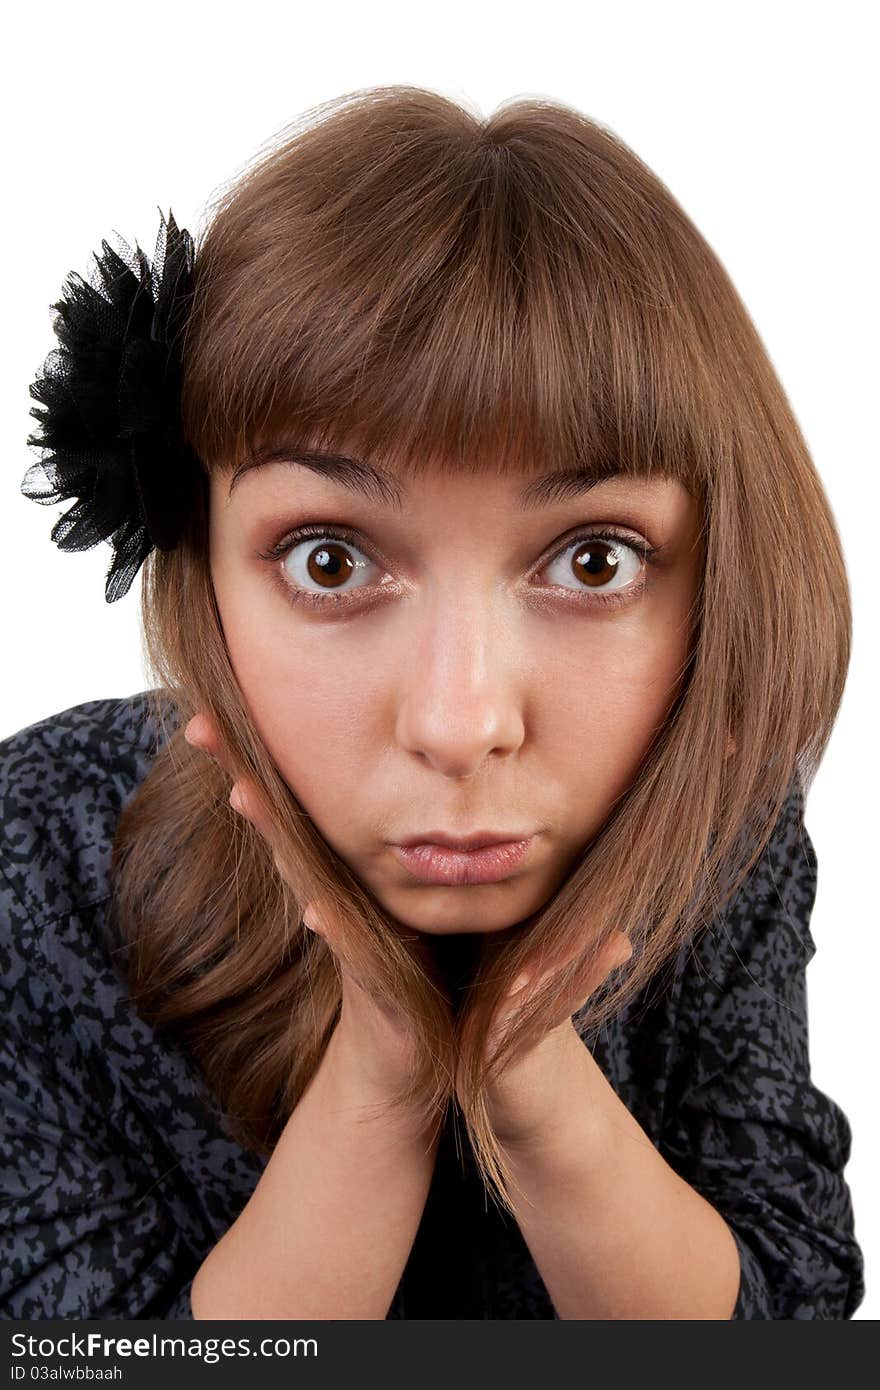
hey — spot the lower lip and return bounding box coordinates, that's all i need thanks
[389,838,533,885]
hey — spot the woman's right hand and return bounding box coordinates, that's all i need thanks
[183,713,425,1103]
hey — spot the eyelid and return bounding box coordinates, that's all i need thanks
[533,522,660,570]
[258,521,386,572]
[259,519,660,565]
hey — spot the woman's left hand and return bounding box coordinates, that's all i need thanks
[467,930,633,1149]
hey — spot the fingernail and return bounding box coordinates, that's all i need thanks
[229,786,244,814]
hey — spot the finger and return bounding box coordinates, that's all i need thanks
[572,932,632,993]
[298,905,389,1010]
[298,909,398,1020]
[186,721,332,950]
[300,901,349,952]
[597,930,633,972]
[301,902,324,935]
[184,713,239,787]
[228,777,263,826]
[508,931,632,1011]
[184,713,219,755]
[569,933,632,1009]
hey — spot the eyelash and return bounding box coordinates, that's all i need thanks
[258,522,663,613]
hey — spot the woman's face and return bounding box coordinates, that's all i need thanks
[209,445,702,935]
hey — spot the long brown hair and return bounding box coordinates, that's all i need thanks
[109,84,850,1216]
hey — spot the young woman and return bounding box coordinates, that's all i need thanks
[1,85,864,1320]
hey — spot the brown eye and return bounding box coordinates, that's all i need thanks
[543,535,644,596]
[277,532,379,597]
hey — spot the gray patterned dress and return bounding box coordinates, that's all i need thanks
[0,692,865,1319]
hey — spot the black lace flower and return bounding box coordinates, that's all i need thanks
[21,208,204,602]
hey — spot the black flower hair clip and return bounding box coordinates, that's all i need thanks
[21,208,204,603]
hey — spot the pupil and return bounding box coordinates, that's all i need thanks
[316,547,342,574]
[574,542,618,580]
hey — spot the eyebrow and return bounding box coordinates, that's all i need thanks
[227,445,628,509]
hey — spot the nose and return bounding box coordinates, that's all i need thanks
[394,593,526,778]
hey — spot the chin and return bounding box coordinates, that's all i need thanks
[378,887,547,937]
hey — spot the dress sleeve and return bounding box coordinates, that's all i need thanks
[659,780,865,1319]
[0,878,197,1320]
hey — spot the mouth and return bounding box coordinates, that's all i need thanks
[388,837,535,886]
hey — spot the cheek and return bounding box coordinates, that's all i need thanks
[538,610,690,799]
[219,601,380,815]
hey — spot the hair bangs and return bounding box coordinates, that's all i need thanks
[181,89,711,503]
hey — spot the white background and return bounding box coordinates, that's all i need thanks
[2,0,877,1318]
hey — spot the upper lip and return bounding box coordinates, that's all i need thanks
[394,830,534,851]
